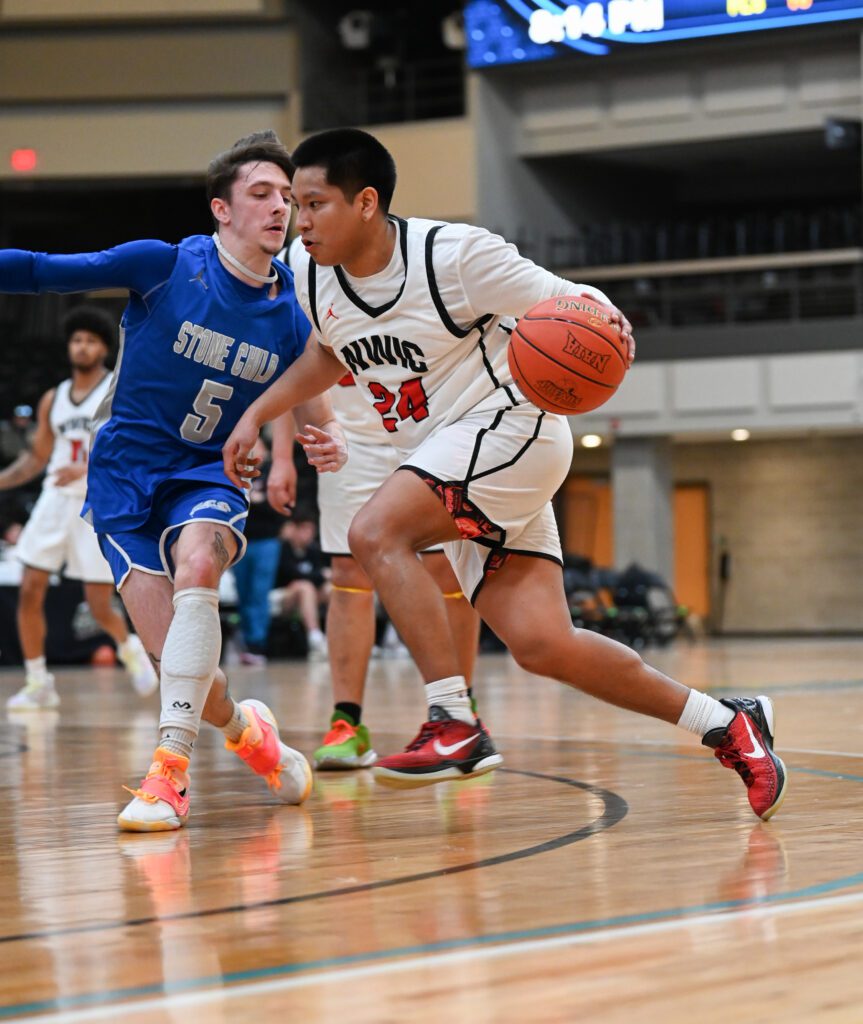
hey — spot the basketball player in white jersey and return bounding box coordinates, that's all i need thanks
[224,128,785,821]
[0,307,156,709]
[283,237,481,769]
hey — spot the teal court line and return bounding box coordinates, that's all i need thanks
[4,865,863,1020]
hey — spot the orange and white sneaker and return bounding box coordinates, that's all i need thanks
[225,699,312,805]
[117,747,191,833]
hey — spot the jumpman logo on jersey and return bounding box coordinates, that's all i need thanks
[189,270,208,291]
[324,304,339,321]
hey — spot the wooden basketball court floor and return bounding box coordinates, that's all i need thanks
[2,636,863,1023]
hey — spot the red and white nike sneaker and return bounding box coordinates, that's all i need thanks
[702,696,787,821]
[373,706,503,789]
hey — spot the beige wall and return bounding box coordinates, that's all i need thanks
[674,437,863,634]
[0,21,476,221]
[571,435,863,634]
[0,0,271,21]
[0,23,301,181]
[363,119,475,223]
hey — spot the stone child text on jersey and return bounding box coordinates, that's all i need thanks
[173,320,279,383]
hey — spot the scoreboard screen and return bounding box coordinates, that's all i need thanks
[465,0,863,65]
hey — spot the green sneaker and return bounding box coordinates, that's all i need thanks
[314,714,377,770]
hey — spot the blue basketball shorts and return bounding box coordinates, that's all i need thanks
[97,479,249,590]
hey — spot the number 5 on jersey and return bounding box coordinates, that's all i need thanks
[181,379,234,443]
[367,376,429,433]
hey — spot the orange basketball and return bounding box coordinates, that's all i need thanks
[508,296,628,414]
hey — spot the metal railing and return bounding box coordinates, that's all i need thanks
[558,251,863,328]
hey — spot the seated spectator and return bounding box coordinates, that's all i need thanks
[271,510,329,660]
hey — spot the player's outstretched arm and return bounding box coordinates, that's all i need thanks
[223,333,344,488]
[0,390,55,491]
[0,241,176,298]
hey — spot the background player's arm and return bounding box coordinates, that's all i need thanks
[0,389,55,489]
[267,411,298,513]
[223,332,344,488]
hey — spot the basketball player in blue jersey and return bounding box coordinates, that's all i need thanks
[0,130,347,832]
[0,306,156,708]
[224,128,786,822]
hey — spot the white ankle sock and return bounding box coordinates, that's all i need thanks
[159,728,197,760]
[24,656,49,686]
[158,587,222,752]
[677,689,735,737]
[426,675,474,724]
[220,701,249,743]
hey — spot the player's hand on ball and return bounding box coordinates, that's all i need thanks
[578,291,635,367]
[296,424,348,474]
[222,417,262,489]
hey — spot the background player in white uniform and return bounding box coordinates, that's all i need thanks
[0,307,156,709]
[285,236,480,770]
[224,128,786,822]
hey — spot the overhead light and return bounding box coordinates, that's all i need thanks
[580,434,602,448]
[730,428,750,442]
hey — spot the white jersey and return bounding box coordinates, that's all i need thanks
[328,370,387,445]
[45,373,113,496]
[290,217,611,456]
[288,238,386,447]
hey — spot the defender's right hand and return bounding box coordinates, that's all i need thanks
[222,417,262,489]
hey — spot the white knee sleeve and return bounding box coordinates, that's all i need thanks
[158,587,222,736]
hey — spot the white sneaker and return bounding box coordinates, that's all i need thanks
[307,633,328,662]
[120,634,159,697]
[6,675,60,710]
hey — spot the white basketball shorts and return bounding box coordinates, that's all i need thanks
[16,487,113,583]
[319,438,444,556]
[401,402,573,602]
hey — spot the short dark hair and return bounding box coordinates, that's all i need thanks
[291,128,397,213]
[206,130,294,210]
[62,305,115,350]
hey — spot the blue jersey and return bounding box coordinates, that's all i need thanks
[0,235,310,532]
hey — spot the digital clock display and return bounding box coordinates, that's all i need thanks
[465,0,863,65]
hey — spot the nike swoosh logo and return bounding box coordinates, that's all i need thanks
[433,733,479,757]
[742,715,765,759]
